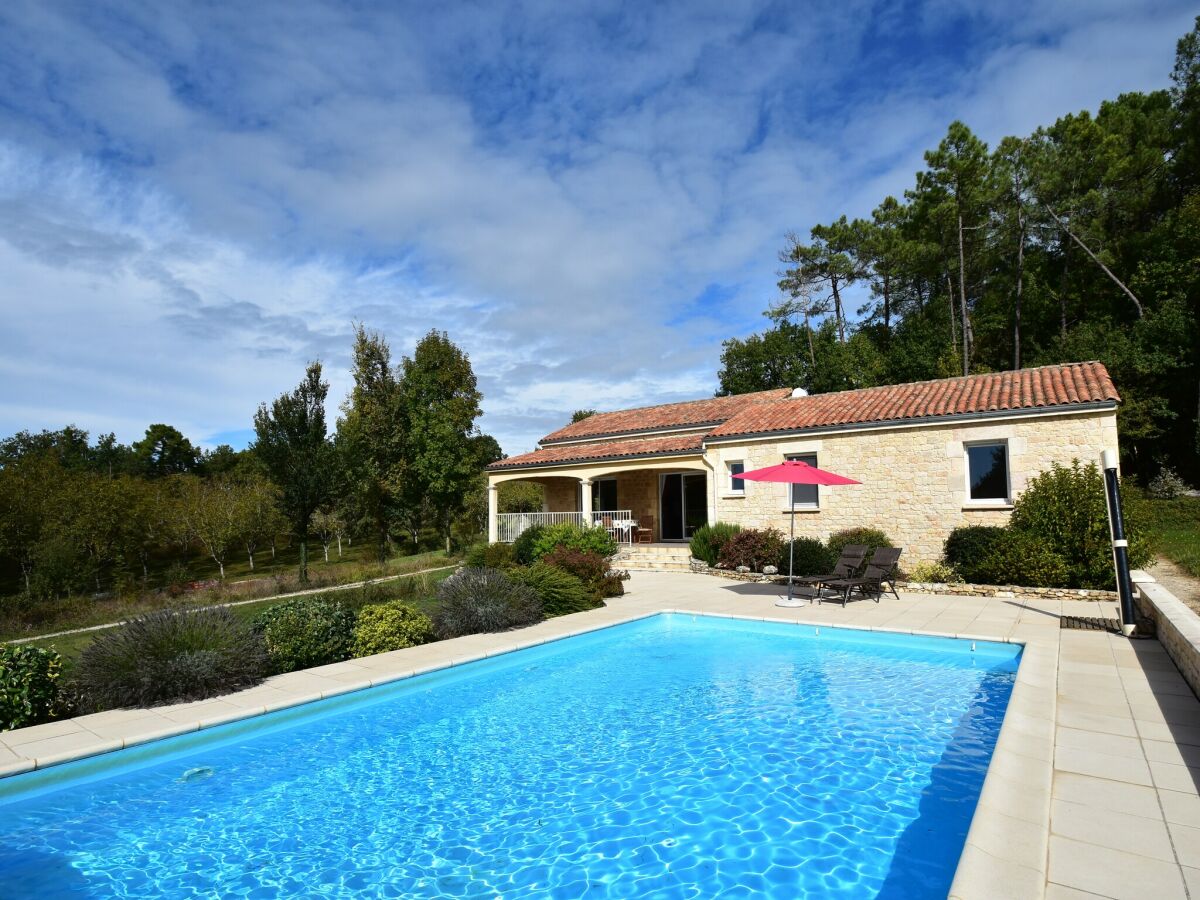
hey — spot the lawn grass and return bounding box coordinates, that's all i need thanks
[1131,493,1200,578]
[0,549,455,644]
[19,567,457,670]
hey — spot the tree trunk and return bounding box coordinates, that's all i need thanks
[323,542,330,563]
[882,274,892,339]
[957,214,970,375]
[299,539,308,584]
[1014,214,1025,370]
[830,278,846,342]
[217,559,225,579]
[802,305,816,367]
[336,534,343,558]
[1060,245,1070,339]
[945,272,958,353]
[1043,202,1144,317]
[247,547,255,572]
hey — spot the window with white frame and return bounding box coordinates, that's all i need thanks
[727,460,745,495]
[965,441,1010,502]
[786,453,819,508]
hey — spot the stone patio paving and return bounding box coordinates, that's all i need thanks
[2,570,1198,898]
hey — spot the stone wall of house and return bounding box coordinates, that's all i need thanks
[706,409,1118,565]
[617,471,659,537]
[539,478,578,513]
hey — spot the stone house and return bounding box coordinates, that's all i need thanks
[485,362,1120,563]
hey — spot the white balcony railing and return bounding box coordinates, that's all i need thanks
[497,510,637,544]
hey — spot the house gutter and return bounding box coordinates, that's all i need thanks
[486,447,704,474]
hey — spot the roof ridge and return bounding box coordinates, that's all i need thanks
[772,361,1105,405]
[568,386,789,420]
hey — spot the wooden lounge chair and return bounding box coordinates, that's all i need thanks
[820,547,903,606]
[786,544,868,588]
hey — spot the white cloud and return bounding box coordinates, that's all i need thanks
[0,0,1191,453]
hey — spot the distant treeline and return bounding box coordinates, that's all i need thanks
[0,327,502,600]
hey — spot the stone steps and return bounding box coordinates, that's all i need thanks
[615,545,693,572]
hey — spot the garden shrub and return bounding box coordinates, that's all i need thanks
[529,523,618,560]
[1009,460,1152,589]
[1148,466,1189,500]
[689,522,743,566]
[826,527,893,559]
[253,597,357,674]
[907,561,959,583]
[351,602,435,656]
[972,530,1069,587]
[511,525,546,565]
[433,567,544,639]
[943,525,1008,582]
[777,538,835,578]
[464,542,516,570]
[75,608,268,711]
[717,527,785,572]
[0,645,62,731]
[541,547,628,598]
[508,563,598,617]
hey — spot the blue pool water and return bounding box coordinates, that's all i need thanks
[0,614,1020,899]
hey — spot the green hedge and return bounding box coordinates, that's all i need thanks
[528,523,618,561]
[351,602,435,656]
[464,542,516,569]
[0,645,62,731]
[827,527,893,558]
[253,597,356,674]
[689,522,742,566]
[1009,461,1151,589]
[508,563,598,617]
[778,538,834,578]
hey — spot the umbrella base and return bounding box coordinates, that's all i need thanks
[775,597,809,608]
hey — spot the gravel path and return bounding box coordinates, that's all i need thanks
[1147,555,1200,616]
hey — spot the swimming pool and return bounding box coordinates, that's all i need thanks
[0,613,1020,898]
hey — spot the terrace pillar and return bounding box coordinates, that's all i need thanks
[580,478,592,526]
[487,483,499,543]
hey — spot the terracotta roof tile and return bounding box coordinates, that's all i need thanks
[708,362,1118,438]
[540,388,791,444]
[488,434,704,470]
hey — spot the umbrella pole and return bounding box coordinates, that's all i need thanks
[788,504,795,604]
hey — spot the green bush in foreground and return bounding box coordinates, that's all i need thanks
[943,526,1008,583]
[718,527,785,572]
[907,561,959,583]
[253,597,356,674]
[1009,460,1151,589]
[509,563,598,617]
[0,645,63,731]
[434,567,543,638]
[973,529,1069,588]
[75,608,268,711]
[689,522,742,566]
[511,525,546,565]
[528,523,618,561]
[351,602,435,656]
[777,538,835,578]
[540,547,628,598]
[826,527,893,559]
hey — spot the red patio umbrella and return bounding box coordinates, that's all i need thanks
[737,459,861,607]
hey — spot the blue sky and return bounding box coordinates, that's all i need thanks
[0,1,1192,455]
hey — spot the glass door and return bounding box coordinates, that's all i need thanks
[659,473,708,541]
